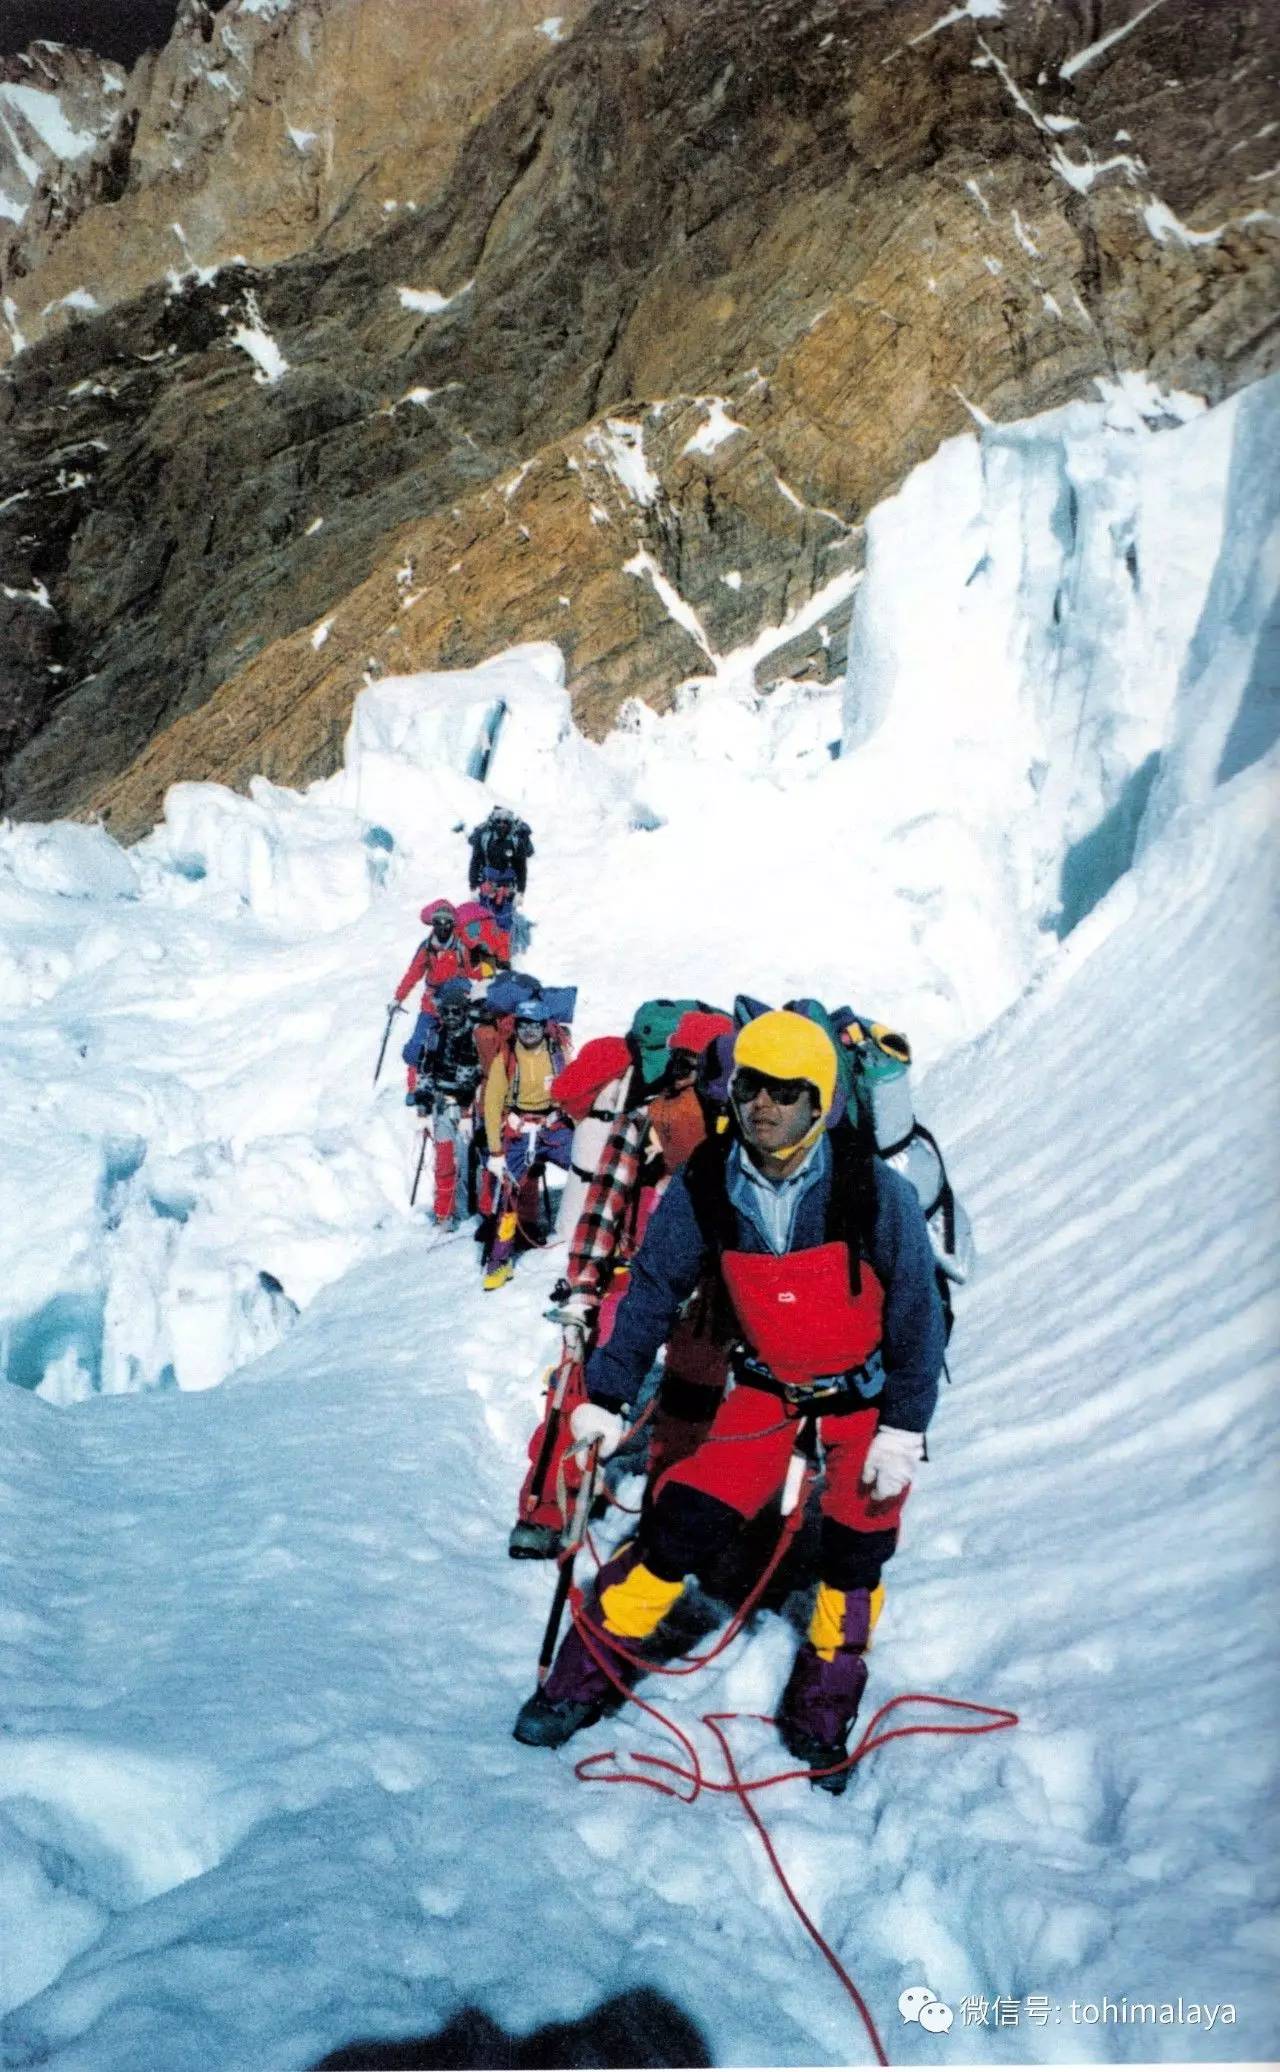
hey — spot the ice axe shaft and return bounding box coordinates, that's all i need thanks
[524,1350,581,1519]
[538,1443,599,1684]
[374,1001,405,1087]
[409,1120,431,1207]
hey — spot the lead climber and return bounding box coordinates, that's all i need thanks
[513,1008,946,1793]
[469,803,533,892]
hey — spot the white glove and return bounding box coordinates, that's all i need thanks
[860,1425,924,1502]
[486,1154,507,1181]
[569,1401,626,1461]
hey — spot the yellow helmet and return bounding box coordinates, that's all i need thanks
[732,1010,838,1117]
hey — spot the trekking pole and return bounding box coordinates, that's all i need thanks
[409,1115,432,1207]
[374,1002,406,1087]
[538,1442,599,1685]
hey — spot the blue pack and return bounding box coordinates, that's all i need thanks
[484,971,543,1017]
[539,985,577,1026]
[402,1008,438,1067]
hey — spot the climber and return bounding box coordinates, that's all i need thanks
[411,978,482,1229]
[513,1009,946,1792]
[392,900,475,1096]
[455,898,512,976]
[480,998,572,1292]
[509,1007,734,1559]
[469,804,533,904]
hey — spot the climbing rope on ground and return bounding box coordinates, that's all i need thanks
[540,1436,1017,2067]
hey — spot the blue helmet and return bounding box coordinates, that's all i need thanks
[436,977,471,1013]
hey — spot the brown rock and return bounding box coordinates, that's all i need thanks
[1,0,594,363]
[1,0,1276,832]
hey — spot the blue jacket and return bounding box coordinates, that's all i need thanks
[586,1143,945,1432]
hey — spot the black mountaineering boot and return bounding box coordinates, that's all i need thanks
[512,1688,604,1748]
[513,1612,633,1747]
[778,1718,852,1796]
[507,1520,562,1560]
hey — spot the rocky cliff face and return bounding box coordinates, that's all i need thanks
[1,0,1277,836]
[1,39,127,292]
[1,0,595,364]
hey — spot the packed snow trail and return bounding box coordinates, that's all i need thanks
[2,752,1276,2069]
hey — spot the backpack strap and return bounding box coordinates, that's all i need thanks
[823,1120,879,1296]
[908,1121,956,1252]
[682,1133,737,1256]
[684,1122,877,1300]
[680,1134,738,1343]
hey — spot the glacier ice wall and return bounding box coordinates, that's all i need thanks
[843,372,1280,939]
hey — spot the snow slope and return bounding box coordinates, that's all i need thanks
[1,377,1277,2067]
[1,746,1275,2070]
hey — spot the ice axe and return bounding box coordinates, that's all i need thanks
[537,1441,599,1686]
[373,1001,406,1087]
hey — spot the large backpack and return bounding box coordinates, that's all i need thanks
[836,1011,973,1327]
[628,998,721,1095]
[552,1036,637,1126]
[455,899,509,973]
[484,970,543,1017]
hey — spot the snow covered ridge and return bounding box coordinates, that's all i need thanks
[0,377,1275,1409]
[0,374,1276,2068]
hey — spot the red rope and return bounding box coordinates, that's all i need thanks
[705,1712,890,2065]
[560,1496,1018,2068]
[577,1475,808,1678]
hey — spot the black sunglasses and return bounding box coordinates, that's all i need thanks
[731,1067,813,1109]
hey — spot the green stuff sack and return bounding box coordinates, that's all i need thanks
[628,998,718,1094]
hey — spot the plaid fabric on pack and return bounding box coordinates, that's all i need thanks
[567,1108,649,1301]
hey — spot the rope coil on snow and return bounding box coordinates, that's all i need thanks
[555,1470,1018,2067]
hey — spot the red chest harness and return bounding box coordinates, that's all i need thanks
[721,1243,884,1386]
[684,1128,885,1410]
